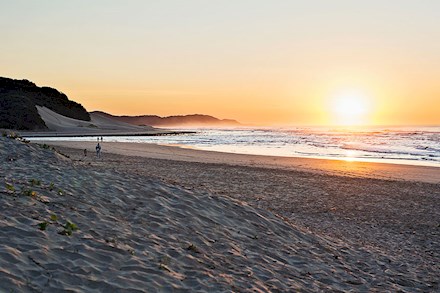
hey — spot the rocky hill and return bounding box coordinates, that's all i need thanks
[0,77,90,130]
[92,111,240,127]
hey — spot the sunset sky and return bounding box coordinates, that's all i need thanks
[1,1,439,126]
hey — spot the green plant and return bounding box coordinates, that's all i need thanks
[35,214,59,231]
[59,221,78,236]
[22,189,36,197]
[29,179,41,186]
[5,183,15,192]
[38,222,49,231]
[49,183,55,191]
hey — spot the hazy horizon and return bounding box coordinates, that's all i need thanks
[1,1,439,126]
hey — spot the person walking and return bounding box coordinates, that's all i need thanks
[96,143,101,158]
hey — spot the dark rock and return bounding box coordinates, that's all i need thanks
[0,77,90,130]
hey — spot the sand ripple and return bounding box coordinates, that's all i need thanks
[0,137,438,292]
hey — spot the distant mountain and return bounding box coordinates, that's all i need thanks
[0,76,239,130]
[92,111,241,127]
[0,77,90,130]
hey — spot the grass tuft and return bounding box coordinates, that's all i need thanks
[5,183,15,192]
[38,222,49,231]
[22,189,36,197]
[59,221,79,236]
[29,179,41,186]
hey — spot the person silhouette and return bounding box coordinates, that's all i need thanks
[96,143,101,158]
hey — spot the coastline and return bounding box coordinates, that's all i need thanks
[38,140,440,184]
[17,130,196,138]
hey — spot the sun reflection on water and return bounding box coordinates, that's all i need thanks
[343,150,357,162]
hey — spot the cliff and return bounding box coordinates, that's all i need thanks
[0,77,90,130]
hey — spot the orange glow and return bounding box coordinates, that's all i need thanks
[1,2,439,126]
[329,90,372,126]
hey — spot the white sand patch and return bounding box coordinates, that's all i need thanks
[33,106,160,135]
[38,106,151,131]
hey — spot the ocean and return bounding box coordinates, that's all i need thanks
[28,126,440,167]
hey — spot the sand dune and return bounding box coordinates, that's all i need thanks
[1,136,439,291]
[40,106,152,131]
[18,106,174,137]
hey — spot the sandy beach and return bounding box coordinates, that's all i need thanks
[42,140,440,184]
[3,1,440,291]
[1,136,439,292]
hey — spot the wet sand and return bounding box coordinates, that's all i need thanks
[43,140,440,184]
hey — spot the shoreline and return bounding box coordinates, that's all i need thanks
[38,140,440,184]
[23,126,440,169]
[172,143,440,168]
[18,130,196,138]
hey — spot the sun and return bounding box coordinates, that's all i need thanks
[330,90,372,126]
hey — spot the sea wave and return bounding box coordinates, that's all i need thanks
[27,126,440,167]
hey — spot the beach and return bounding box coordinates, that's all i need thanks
[1,136,439,292]
[3,0,440,291]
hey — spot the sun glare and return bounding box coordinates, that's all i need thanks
[330,90,372,126]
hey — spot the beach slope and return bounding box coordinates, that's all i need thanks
[1,136,439,291]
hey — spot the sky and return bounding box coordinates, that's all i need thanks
[1,0,439,126]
